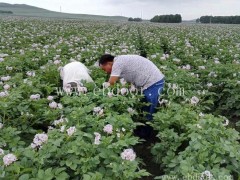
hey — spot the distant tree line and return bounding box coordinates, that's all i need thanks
[128,17,142,22]
[150,14,182,23]
[0,10,13,14]
[198,16,240,24]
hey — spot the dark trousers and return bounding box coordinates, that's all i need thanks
[134,78,165,139]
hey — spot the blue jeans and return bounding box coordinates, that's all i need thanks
[143,78,165,121]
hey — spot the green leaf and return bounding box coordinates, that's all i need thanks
[19,174,30,180]
[83,174,91,180]
[45,168,54,178]
[66,160,72,167]
[55,172,69,180]
[37,170,45,179]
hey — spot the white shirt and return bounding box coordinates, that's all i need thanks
[60,62,93,87]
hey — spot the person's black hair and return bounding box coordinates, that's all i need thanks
[99,54,115,65]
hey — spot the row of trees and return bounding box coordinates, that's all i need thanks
[150,14,182,23]
[0,10,13,14]
[128,17,142,22]
[197,16,240,24]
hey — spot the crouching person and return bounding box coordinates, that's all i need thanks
[60,61,93,92]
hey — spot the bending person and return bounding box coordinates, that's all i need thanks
[60,61,93,90]
[99,54,165,138]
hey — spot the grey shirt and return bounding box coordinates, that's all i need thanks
[111,55,164,90]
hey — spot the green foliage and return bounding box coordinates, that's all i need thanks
[0,10,13,14]
[150,14,182,23]
[128,17,143,22]
[152,104,240,179]
[200,15,240,24]
[0,17,239,179]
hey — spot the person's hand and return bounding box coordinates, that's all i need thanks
[108,76,119,85]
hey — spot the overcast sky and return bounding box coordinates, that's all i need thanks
[1,0,240,20]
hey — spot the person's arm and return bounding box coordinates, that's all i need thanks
[108,76,119,86]
[109,58,122,86]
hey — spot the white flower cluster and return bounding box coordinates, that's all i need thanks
[20,112,34,117]
[160,54,169,60]
[94,132,101,145]
[3,84,10,90]
[103,124,113,134]
[151,54,157,59]
[233,60,240,64]
[120,88,128,95]
[208,71,217,78]
[48,126,54,131]
[198,66,206,70]
[199,112,205,117]
[197,90,206,95]
[23,79,32,85]
[207,83,213,88]
[93,107,104,116]
[53,116,68,126]
[3,153,17,166]
[31,133,48,149]
[107,92,114,98]
[0,91,9,98]
[47,96,54,101]
[160,66,167,70]
[0,123,3,129]
[53,55,61,60]
[26,71,35,77]
[214,58,220,64]
[66,126,76,136]
[30,94,40,100]
[182,64,191,70]
[190,96,199,105]
[127,107,135,114]
[54,60,61,65]
[0,53,8,58]
[20,49,25,55]
[1,76,11,82]
[102,82,110,88]
[60,125,65,132]
[6,66,13,71]
[200,170,213,180]
[196,124,202,129]
[49,102,63,109]
[173,58,181,63]
[189,72,199,78]
[115,127,126,138]
[121,148,136,161]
